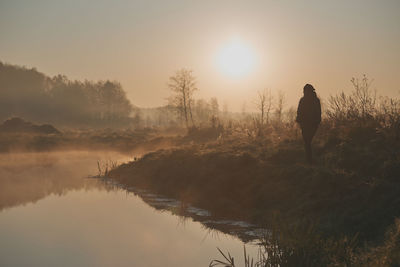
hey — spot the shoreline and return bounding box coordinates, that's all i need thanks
[109,133,400,245]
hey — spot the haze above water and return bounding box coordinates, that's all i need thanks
[0,151,257,267]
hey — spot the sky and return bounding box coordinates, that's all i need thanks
[1,0,399,111]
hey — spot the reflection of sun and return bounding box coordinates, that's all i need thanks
[216,39,255,78]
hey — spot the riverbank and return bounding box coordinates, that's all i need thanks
[109,123,400,245]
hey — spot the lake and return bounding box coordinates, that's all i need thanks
[0,151,259,267]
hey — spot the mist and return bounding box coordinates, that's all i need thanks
[0,62,135,128]
[1,1,400,266]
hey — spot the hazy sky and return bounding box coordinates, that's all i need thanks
[1,0,399,110]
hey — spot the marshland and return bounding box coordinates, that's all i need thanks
[1,1,400,266]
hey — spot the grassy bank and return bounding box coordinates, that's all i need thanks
[109,124,400,241]
[110,82,400,249]
[107,87,400,266]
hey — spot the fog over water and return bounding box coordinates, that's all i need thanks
[0,151,258,267]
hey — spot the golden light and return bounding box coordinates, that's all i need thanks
[216,39,256,78]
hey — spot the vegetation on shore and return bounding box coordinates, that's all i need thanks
[110,120,400,240]
[109,77,400,265]
[210,218,400,266]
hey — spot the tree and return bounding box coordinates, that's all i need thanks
[256,90,267,128]
[193,99,208,123]
[275,90,286,123]
[98,81,133,122]
[327,75,376,124]
[255,89,273,127]
[210,97,219,117]
[0,62,134,127]
[168,69,197,129]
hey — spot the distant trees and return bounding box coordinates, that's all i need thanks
[50,77,133,124]
[255,90,267,133]
[165,69,223,129]
[193,99,210,123]
[255,89,273,128]
[0,62,135,127]
[168,69,197,129]
[274,90,286,124]
[252,89,288,135]
[210,97,219,117]
[97,81,133,122]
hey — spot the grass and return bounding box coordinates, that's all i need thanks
[210,246,267,267]
[109,125,400,240]
[108,89,400,264]
[96,159,119,177]
[210,218,400,266]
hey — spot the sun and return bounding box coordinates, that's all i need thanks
[216,39,256,78]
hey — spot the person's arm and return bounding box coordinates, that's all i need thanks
[296,98,303,123]
[316,98,321,124]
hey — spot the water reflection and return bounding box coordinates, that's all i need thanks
[120,186,265,242]
[0,152,258,267]
[0,151,126,211]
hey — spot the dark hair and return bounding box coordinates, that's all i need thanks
[304,84,315,93]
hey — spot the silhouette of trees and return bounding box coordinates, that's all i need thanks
[97,81,133,122]
[210,97,219,117]
[0,62,134,127]
[274,90,286,123]
[254,89,273,132]
[326,75,400,138]
[168,69,197,129]
[194,99,210,123]
[255,90,267,129]
[327,75,376,124]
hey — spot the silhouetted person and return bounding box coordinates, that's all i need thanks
[296,84,321,164]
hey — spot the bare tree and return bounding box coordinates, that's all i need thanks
[210,97,219,117]
[265,89,274,125]
[256,90,267,128]
[168,69,197,129]
[255,89,273,127]
[275,90,286,123]
[351,75,376,118]
[327,75,376,124]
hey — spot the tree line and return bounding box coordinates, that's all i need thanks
[3,62,396,135]
[0,62,135,127]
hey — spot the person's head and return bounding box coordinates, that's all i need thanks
[303,84,315,96]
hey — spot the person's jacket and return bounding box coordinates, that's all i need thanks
[296,92,321,127]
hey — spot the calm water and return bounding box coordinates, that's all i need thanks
[0,151,259,267]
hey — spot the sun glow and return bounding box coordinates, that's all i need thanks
[216,39,256,78]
